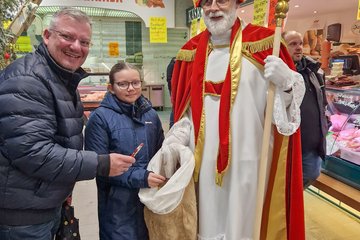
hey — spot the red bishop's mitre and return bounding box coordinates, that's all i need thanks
[195,0,245,8]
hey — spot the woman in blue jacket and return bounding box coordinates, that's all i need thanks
[85,62,165,240]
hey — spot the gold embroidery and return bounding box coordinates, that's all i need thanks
[265,136,289,240]
[243,35,274,53]
[176,49,196,62]
[242,52,264,71]
[193,43,210,182]
[243,35,286,53]
[204,93,221,97]
[206,80,225,84]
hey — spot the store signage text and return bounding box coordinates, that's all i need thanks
[186,7,202,26]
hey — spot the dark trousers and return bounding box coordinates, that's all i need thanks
[302,151,322,188]
[0,211,61,240]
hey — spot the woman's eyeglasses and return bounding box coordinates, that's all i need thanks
[115,80,142,90]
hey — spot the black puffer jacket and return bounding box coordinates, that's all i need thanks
[296,56,328,159]
[0,43,98,225]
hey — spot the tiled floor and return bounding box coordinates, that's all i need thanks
[73,110,360,240]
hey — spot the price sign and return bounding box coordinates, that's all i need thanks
[150,17,167,43]
[252,0,267,26]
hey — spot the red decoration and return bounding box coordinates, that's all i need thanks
[4,52,10,60]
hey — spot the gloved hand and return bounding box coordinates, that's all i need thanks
[163,117,191,146]
[264,55,293,90]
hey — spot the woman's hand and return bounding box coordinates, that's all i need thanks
[148,172,166,188]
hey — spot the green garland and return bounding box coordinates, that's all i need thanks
[0,0,25,69]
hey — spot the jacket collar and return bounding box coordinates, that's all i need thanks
[101,92,152,123]
[296,56,320,73]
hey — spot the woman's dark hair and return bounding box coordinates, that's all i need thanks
[109,62,142,85]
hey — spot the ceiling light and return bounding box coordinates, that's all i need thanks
[313,10,317,14]
[36,6,139,18]
[241,10,245,13]
[294,5,300,8]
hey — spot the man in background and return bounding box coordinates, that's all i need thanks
[283,30,328,188]
[0,7,134,239]
[166,57,176,128]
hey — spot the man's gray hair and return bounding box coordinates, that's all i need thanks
[48,7,92,30]
[282,30,302,41]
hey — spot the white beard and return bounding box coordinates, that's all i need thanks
[203,7,237,36]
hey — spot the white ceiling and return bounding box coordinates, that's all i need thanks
[238,0,358,22]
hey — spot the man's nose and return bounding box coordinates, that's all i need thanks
[208,0,220,11]
[69,40,82,51]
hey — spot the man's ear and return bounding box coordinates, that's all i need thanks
[43,29,50,45]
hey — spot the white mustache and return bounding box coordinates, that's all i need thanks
[209,11,224,18]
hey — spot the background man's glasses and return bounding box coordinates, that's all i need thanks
[115,81,142,90]
[50,29,92,48]
[201,0,230,7]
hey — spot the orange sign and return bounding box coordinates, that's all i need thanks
[108,42,119,57]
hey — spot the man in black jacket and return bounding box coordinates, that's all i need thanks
[0,8,134,239]
[167,57,176,128]
[283,31,328,188]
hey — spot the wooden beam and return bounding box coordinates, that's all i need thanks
[312,173,360,212]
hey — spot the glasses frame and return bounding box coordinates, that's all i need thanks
[201,0,231,8]
[50,29,93,48]
[114,80,142,90]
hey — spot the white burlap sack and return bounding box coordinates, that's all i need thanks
[138,118,197,240]
[139,143,195,214]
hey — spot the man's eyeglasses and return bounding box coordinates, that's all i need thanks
[115,80,142,90]
[50,29,92,48]
[200,0,230,7]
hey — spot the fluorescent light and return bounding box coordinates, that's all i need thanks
[36,6,139,18]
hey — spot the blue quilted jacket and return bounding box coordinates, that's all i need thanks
[85,92,164,240]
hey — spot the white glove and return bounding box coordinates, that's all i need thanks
[163,117,192,146]
[264,55,293,90]
[161,117,192,178]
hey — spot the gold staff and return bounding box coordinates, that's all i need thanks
[253,1,290,239]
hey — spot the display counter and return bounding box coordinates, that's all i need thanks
[78,74,164,114]
[325,82,360,190]
[78,73,108,111]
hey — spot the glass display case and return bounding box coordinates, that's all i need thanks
[78,73,108,111]
[78,71,164,113]
[325,84,360,190]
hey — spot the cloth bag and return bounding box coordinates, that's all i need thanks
[138,118,197,240]
[55,202,81,240]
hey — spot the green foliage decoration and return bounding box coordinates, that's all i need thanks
[0,0,25,69]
